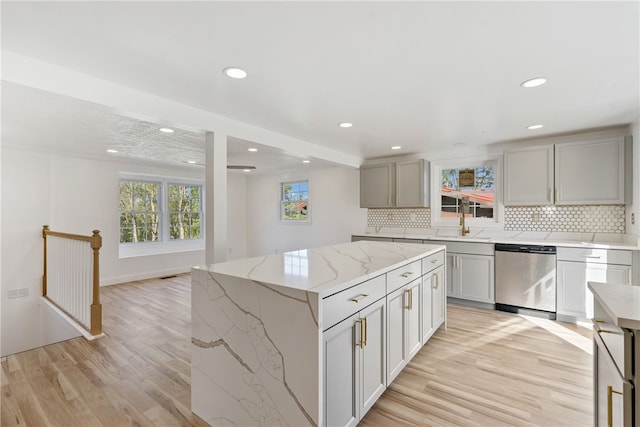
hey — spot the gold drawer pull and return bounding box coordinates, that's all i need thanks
[400,272,414,278]
[431,259,439,264]
[607,385,623,427]
[351,294,369,303]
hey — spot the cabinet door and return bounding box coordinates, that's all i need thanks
[555,138,625,205]
[386,286,407,383]
[360,163,394,208]
[457,254,495,303]
[359,299,386,416]
[421,272,434,344]
[504,145,554,206]
[405,278,422,361]
[557,261,631,319]
[431,266,446,331]
[324,315,359,427]
[595,343,629,427]
[395,160,429,207]
[445,253,456,297]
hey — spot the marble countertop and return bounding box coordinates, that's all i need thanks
[588,282,640,330]
[194,241,445,298]
[353,228,640,250]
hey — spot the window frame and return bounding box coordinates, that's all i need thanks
[430,157,503,228]
[280,179,311,223]
[118,173,205,258]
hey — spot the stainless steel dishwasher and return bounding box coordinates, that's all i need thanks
[495,243,557,319]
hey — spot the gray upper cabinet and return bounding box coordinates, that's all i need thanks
[360,163,394,208]
[503,137,625,206]
[395,160,429,207]
[360,159,429,208]
[555,138,625,205]
[504,145,554,206]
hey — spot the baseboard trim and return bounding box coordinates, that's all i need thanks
[101,267,192,286]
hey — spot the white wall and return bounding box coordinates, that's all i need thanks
[246,167,367,257]
[1,146,206,356]
[227,173,248,260]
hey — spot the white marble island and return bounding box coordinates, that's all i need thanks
[191,240,446,427]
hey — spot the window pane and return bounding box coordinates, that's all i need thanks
[281,181,309,220]
[439,165,495,219]
[119,180,160,243]
[168,184,203,240]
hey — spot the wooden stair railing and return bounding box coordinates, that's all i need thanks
[42,225,103,336]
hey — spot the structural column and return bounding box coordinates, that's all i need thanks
[205,131,228,264]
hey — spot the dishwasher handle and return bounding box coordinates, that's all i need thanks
[495,243,556,254]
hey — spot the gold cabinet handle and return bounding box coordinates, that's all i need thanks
[351,294,369,303]
[431,259,439,264]
[400,271,414,278]
[363,317,368,347]
[433,273,439,289]
[404,289,411,310]
[356,319,364,348]
[607,385,623,427]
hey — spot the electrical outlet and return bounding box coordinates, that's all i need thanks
[531,213,540,222]
[409,213,417,222]
[8,288,28,299]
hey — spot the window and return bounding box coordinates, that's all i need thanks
[119,176,203,245]
[119,181,160,243]
[281,180,309,221]
[435,161,497,224]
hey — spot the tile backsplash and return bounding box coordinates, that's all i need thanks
[367,205,626,234]
[368,208,431,229]
[504,205,625,233]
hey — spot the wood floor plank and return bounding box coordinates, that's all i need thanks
[1,275,592,426]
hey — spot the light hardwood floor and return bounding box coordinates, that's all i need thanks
[1,274,593,426]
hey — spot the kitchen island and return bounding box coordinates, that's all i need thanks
[588,282,639,426]
[191,240,446,427]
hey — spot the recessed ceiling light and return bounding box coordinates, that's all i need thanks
[338,122,353,128]
[187,160,197,164]
[521,77,547,88]
[248,148,258,152]
[224,67,248,79]
[527,124,544,130]
[106,149,118,153]
[391,146,402,150]
[243,169,252,172]
[159,127,174,133]
[302,160,311,164]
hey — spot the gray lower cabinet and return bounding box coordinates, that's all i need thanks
[324,297,386,427]
[447,252,495,303]
[557,248,632,322]
[323,248,446,427]
[386,277,422,384]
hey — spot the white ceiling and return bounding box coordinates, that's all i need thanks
[2,1,639,171]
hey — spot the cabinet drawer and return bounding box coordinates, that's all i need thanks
[387,260,422,293]
[422,251,445,274]
[557,247,632,265]
[322,275,386,330]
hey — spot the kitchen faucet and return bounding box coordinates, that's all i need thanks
[460,197,470,236]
